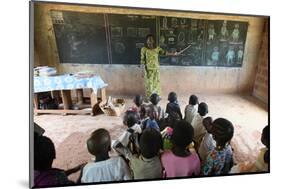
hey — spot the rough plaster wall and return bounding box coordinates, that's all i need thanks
[34,2,266,96]
[253,20,268,104]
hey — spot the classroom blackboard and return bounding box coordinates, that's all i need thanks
[159,17,206,66]
[158,17,248,67]
[51,11,109,64]
[205,20,248,67]
[50,10,248,67]
[108,14,156,64]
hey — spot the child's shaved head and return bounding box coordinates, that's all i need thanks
[87,129,111,156]
[203,117,213,133]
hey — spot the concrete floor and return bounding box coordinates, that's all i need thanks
[34,94,268,181]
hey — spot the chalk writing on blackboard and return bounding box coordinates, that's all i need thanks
[138,28,150,38]
[136,43,144,49]
[127,15,138,20]
[205,20,248,66]
[141,16,156,19]
[127,27,137,37]
[220,21,229,41]
[111,27,123,38]
[113,42,126,54]
[51,10,108,64]
[51,10,248,67]
[159,17,206,66]
[108,13,156,64]
[162,17,168,29]
[171,18,178,27]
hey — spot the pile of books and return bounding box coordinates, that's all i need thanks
[74,71,95,79]
[34,66,57,76]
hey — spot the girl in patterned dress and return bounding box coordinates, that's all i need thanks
[202,118,234,175]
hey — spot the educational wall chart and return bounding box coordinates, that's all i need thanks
[51,11,248,67]
[158,17,206,66]
[108,14,156,64]
[204,20,248,66]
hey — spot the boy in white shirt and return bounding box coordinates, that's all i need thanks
[191,102,208,149]
[113,110,142,156]
[184,94,199,124]
[198,117,215,162]
[81,129,132,183]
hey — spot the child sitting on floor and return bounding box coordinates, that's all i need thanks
[202,118,234,175]
[165,92,183,126]
[191,102,209,149]
[139,104,149,122]
[161,120,201,178]
[81,129,132,183]
[142,105,160,132]
[113,110,142,156]
[230,125,269,173]
[34,134,84,187]
[184,94,199,124]
[129,128,163,179]
[255,125,269,171]
[150,93,165,120]
[198,117,216,162]
[132,95,144,114]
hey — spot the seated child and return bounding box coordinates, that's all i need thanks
[142,105,160,132]
[129,128,163,179]
[132,95,144,114]
[202,118,234,175]
[165,92,183,125]
[113,110,142,156]
[81,129,132,183]
[230,125,269,173]
[161,120,201,178]
[34,134,83,187]
[140,104,149,122]
[191,102,208,148]
[133,95,143,108]
[198,117,216,162]
[184,94,199,123]
[255,125,269,171]
[150,93,165,120]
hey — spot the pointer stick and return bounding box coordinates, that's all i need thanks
[177,45,191,55]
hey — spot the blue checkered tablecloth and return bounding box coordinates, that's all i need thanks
[34,75,108,94]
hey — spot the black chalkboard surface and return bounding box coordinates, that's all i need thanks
[50,10,248,67]
[51,11,108,64]
[108,14,156,64]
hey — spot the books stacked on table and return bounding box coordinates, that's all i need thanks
[74,71,95,79]
[34,66,57,76]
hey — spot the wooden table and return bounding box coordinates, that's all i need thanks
[34,87,106,115]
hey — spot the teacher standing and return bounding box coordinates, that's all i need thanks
[140,34,177,98]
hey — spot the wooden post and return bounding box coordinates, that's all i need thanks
[90,89,98,108]
[51,90,60,104]
[100,87,107,102]
[76,89,84,104]
[61,90,72,115]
